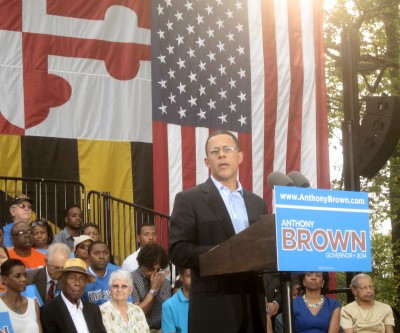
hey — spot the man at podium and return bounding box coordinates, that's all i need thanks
[169,130,268,333]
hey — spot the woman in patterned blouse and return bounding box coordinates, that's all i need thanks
[100,269,150,333]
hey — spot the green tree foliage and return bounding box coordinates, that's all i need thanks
[324,0,400,309]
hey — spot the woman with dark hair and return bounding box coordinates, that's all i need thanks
[131,244,171,333]
[81,222,101,241]
[293,272,340,333]
[0,259,42,332]
[30,219,54,254]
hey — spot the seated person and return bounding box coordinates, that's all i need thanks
[53,205,83,250]
[162,267,190,333]
[3,194,33,247]
[122,223,157,272]
[131,244,171,332]
[100,269,150,332]
[27,242,70,303]
[341,273,394,333]
[82,241,120,306]
[293,272,340,333]
[40,258,106,332]
[0,259,42,332]
[81,223,101,241]
[73,235,95,267]
[8,222,46,269]
[30,219,54,254]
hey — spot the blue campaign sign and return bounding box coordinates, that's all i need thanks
[0,312,14,333]
[274,186,371,272]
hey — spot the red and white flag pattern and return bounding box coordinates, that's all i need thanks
[152,0,330,217]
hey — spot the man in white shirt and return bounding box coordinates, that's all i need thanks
[40,258,106,333]
[122,223,157,272]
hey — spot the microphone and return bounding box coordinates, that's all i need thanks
[287,171,310,188]
[267,171,294,188]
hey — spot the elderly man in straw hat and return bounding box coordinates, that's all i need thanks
[40,258,106,333]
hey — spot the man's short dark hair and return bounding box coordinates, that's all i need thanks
[205,130,241,154]
[64,205,81,218]
[137,244,169,270]
[88,240,109,255]
[137,222,156,236]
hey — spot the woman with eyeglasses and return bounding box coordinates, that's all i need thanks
[0,259,42,332]
[73,235,95,267]
[340,273,394,333]
[100,269,149,333]
[30,220,54,255]
[293,272,340,333]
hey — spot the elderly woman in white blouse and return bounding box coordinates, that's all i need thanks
[100,269,149,333]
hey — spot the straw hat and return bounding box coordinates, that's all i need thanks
[52,258,96,283]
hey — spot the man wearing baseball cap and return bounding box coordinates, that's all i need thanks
[40,258,106,332]
[3,194,34,247]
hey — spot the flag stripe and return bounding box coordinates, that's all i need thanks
[131,142,153,208]
[261,0,279,204]
[287,0,304,173]
[313,2,330,189]
[21,136,79,181]
[182,126,196,190]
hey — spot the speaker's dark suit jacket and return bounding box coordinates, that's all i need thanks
[27,267,48,303]
[169,178,268,333]
[40,294,106,333]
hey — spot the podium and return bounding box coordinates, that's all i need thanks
[199,214,295,333]
[199,214,277,276]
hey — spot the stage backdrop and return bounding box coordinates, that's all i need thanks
[0,0,329,248]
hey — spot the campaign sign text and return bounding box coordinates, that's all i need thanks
[274,186,371,272]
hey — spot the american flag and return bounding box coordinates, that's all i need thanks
[151,0,330,230]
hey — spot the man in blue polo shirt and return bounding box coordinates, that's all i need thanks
[162,267,190,333]
[83,241,120,306]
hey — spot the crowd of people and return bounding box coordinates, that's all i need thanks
[0,130,397,333]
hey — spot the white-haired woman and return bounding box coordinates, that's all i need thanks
[100,269,150,333]
[341,273,394,333]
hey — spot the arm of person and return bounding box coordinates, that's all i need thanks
[162,301,177,333]
[169,192,214,270]
[135,272,165,314]
[328,307,341,333]
[34,299,43,333]
[384,325,394,333]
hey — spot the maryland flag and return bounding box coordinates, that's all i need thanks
[0,1,153,209]
[0,0,330,253]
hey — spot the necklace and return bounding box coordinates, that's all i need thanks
[303,294,324,308]
[1,295,23,313]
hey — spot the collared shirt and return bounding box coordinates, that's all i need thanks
[162,288,189,333]
[211,176,249,234]
[53,228,75,250]
[131,267,171,329]
[60,292,90,333]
